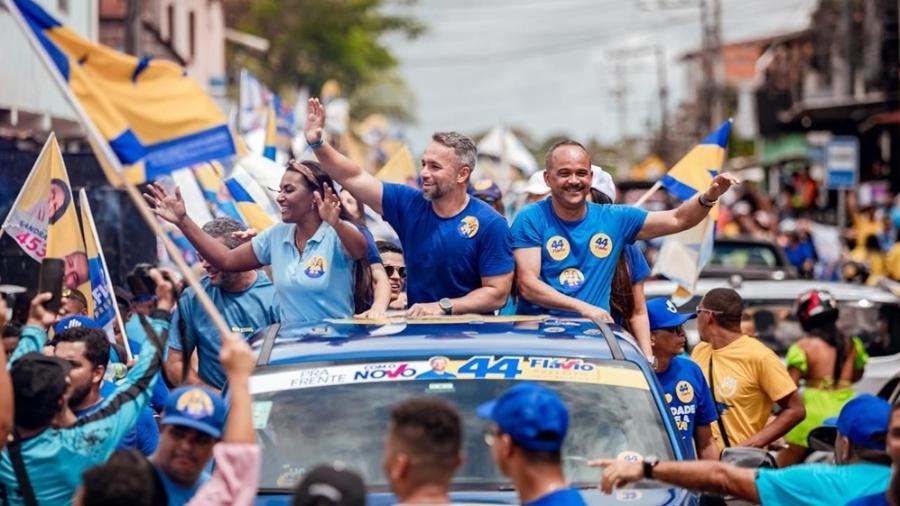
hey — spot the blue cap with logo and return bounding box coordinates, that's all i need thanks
[161,386,227,439]
[476,382,568,452]
[647,298,697,331]
[473,179,502,203]
[824,394,891,450]
[53,315,101,336]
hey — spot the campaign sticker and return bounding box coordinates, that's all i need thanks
[559,268,584,289]
[616,451,643,463]
[304,255,327,278]
[616,490,643,501]
[458,216,480,238]
[590,233,613,258]
[676,380,695,403]
[546,235,570,261]
[544,326,566,333]
[252,401,273,429]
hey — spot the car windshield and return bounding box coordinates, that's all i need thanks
[710,242,781,268]
[250,355,674,491]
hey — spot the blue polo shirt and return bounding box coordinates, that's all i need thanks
[523,487,587,506]
[756,463,890,506]
[251,222,355,323]
[167,273,279,389]
[511,200,648,315]
[656,356,718,459]
[381,182,514,305]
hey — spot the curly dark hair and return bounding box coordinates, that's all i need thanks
[54,326,110,369]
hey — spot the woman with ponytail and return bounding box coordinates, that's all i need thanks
[778,289,869,467]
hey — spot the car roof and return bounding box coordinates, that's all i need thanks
[250,316,646,368]
[645,278,899,303]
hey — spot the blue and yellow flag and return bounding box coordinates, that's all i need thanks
[78,189,126,346]
[0,134,91,302]
[375,144,417,184]
[660,119,732,200]
[263,103,277,161]
[12,0,236,182]
[651,120,732,303]
[224,167,276,232]
[194,162,246,224]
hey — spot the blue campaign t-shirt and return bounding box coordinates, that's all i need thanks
[756,463,890,506]
[381,182,514,305]
[156,467,210,506]
[656,356,718,459]
[359,225,383,265]
[511,200,648,315]
[846,493,890,506]
[523,487,587,506]
[625,244,650,283]
[167,273,279,389]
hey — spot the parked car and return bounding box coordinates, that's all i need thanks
[645,278,900,395]
[248,316,699,505]
[702,237,797,281]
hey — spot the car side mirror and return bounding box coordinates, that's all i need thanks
[719,447,777,469]
[807,426,837,452]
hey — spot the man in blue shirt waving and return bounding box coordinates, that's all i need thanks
[646,298,718,460]
[304,98,514,317]
[511,140,738,322]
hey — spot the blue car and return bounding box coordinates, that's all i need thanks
[249,315,698,505]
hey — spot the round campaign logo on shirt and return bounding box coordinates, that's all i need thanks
[304,255,327,278]
[676,380,695,403]
[175,388,215,418]
[546,235,570,261]
[590,232,614,258]
[457,216,480,238]
[558,268,584,289]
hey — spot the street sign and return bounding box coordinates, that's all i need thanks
[825,136,859,189]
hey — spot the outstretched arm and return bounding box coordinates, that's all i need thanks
[591,459,759,503]
[144,183,263,272]
[739,390,805,449]
[305,98,385,214]
[636,173,740,241]
[628,282,653,359]
[514,248,613,321]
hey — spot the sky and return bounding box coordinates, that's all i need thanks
[383,0,818,149]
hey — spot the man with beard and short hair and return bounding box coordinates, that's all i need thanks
[382,397,463,504]
[305,99,514,317]
[165,217,278,390]
[511,140,739,323]
[53,320,160,455]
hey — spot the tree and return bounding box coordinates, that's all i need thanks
[224,0,425,120]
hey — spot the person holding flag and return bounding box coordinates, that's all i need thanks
[509,137,739,331]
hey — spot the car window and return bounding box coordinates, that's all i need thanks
[710,243,781,268]
[250,355,674,491]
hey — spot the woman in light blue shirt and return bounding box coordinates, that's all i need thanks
[146,160,370,323]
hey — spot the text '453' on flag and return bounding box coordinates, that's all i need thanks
[11,0,236,182]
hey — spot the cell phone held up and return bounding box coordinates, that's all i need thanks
[126,264,157,298]
[38,257,65,313]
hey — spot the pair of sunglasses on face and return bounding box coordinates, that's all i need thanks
[384,266,406,278]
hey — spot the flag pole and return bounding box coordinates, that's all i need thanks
[4,0,237,342]
[633,181,663,208]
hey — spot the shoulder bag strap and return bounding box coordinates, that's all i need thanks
[7,430,38,506]
[707,357,732,448]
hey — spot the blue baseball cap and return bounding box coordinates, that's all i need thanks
[473,179,502,203]
[824,394,891,450]
[53,315,101,335]
[161,386,227,439]
[647,298,697,331]
[476,383,568,452]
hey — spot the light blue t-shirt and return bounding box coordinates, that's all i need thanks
[756,463,890,506]
[251,221,356,323]
[656,356,718,459]
[381,182,514,306]
[846,492,890,506]
[156,467,210,506]
[511,199,648,315]
[167,273,279,389]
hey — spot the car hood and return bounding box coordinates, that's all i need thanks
[255,487,696,505]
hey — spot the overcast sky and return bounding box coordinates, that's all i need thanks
[383,0,817,150]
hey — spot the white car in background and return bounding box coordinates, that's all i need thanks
[644,278,900,395]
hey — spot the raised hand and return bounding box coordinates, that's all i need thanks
[143,183,187,225]
[220,335,255,380]
[27,292,58,330]
[704,172,741,201]
[231,228,259,243]
[314,184,342,226]
[305,98,326,145]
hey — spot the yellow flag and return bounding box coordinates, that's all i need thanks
[375,145,417,184]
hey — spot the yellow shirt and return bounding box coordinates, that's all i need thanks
[691,335,797,449]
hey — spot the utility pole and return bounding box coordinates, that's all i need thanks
[608,45,670,159]
[124,0,142,56]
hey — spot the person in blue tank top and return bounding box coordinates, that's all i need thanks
[164,217,279,390]
[511,139,738,322]
[646,298,718,460]
[304,98,514,317]
[477,383,587,506]
[146,160,370,324]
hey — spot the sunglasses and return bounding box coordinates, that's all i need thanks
[385,265,406,278]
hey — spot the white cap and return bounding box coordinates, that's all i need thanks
[591,165,616,201]
[522,170,550,196]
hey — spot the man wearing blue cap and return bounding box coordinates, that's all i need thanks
[593,394,892,506]
[152,385,227,506]
[647,298,719,461]
[846,403,900,506]
[477,383,587,505]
